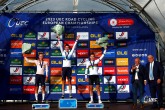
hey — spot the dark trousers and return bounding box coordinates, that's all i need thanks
[149,81,163,107]
[132,80,144,104]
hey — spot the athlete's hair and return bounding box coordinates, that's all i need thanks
[90,53,95,57]
[38,52,44,55]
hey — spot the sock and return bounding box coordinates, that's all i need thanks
[62,90,65,95]
[98,96,101,100]
[35,93,38,101]
[90,96,93,101]
[69,90,72,95]
[42,93,45,101]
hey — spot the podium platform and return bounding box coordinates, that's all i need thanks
[59,98,77,109]
[86,103,104,109]
[32,103,50,109]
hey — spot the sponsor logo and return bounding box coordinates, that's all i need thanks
[116,49,128,57]
[38,85,49,94]
[66,76,76,84]
[116,58,128,66]
[23,67,36,75]
[10,67,22,75]
[23,76,35,85]
[132,54,148,57]
[90,41,101,48]
[78,77,86,83]
[24,58,36,66]
[11,40,22,48]
[77,41,88,48]
[10,58,22,66]
[24,32,36,40]
[116,32,128,40]
[117,67,129,75]
[117,85,130,93]
[51,59,62,65]
[77,67,86,75]
[64,33,75,39]
[9,86,22,94]
[109,19,134,26]
[72,68,76,74]
[90,32,102,39]
[50,85,62,94]
[103,33,114,39]
[50,49,62,57]
[77,32,89,40]
[10,76,22,84]
[104,76,116,84]
[37,50,49,57]
[104,50,115,58]
[51,41,61,49]
[51,68,62,75]
[117,42,127,47]
[104,67,116,75]
[132,48,147,52]
[90,49,102,58]
[77,50,89,58]
[143,96,158,103]
[11,34,22,38]
[37,41,49,49]
[23,86,35,94]
[50,76,62,84]
[10,49,22,57]
[38,32,49,40]
[23,50,36,57]
[104,59,115,66]
[8,18,29,28]
[77,58,89,66]
[65,85,76,94]
[77,85,89,94]
[51,32,63,40]
[117,76,129,84]
[104,85,116,93]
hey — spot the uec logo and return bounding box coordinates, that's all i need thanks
[8,18,29,27]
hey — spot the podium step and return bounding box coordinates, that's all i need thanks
[59,98,77,109]
[32,103,50,109]
[86,103,104,109]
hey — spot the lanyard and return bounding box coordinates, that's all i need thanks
[65,51,69,60]
[90,60,95,70]
[39,60,44,68]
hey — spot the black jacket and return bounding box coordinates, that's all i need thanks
[145,61,164,82]
[130,64,146,83]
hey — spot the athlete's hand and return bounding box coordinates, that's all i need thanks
[104,46,107,49]
[76,35,80,40]
[144,80,147,85]
[157,79,161,84]
[57,36,60,40]
[45,76,48,82]
[85,78,88,82]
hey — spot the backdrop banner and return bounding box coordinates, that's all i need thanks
[0,13,156,100]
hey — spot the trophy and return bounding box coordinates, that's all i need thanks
[51,24,64,38]
[22,43,32,54]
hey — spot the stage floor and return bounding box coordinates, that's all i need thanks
[0,102,164,110]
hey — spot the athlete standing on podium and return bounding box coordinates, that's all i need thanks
[85,47,107,104]
[58,35,80,98]
[24,53,48,102]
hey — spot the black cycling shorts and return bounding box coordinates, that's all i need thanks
[35,74,45,87]
[89,75,100,85]
[62,67,72,81]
